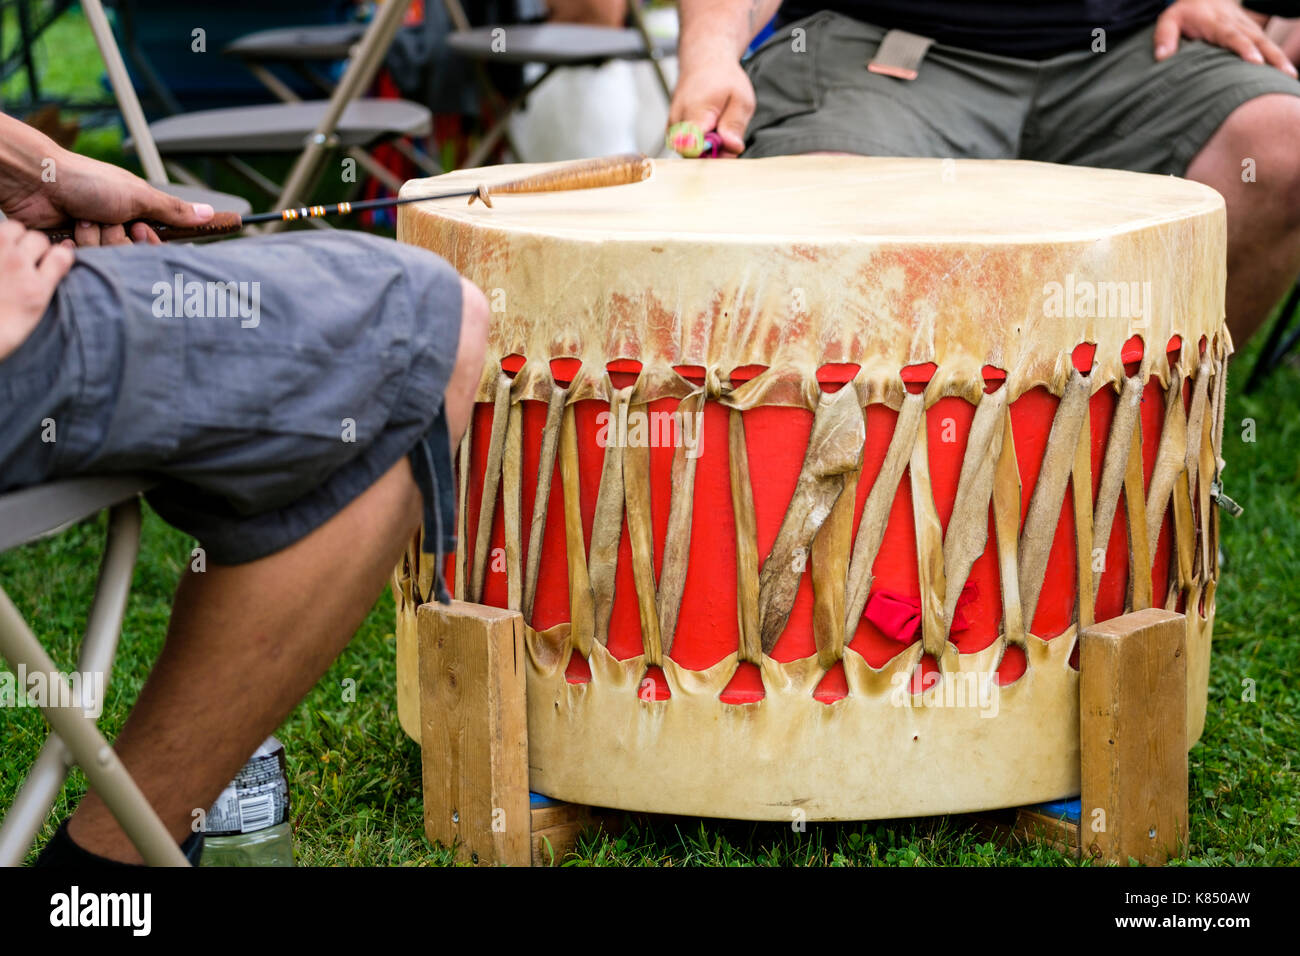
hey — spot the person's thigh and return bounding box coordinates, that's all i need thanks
[1024,23,1300,175]
[3,230,464,565]
[744,11,1033,159]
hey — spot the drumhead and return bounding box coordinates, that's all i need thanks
[400,155,1222,242]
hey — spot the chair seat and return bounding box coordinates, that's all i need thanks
[130,99,431,155]
[0,476,154,553]
[224,23,368,61]
[447,23,673,65]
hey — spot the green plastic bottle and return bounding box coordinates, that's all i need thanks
[200,736,294,867]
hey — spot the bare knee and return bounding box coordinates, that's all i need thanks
[458,278,490,386]
[456,276,489,366]
[446,277,489,445]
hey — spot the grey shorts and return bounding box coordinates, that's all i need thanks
[745,11,1300,174]
[0,231,463,568]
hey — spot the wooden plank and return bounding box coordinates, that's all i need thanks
[1012,809,1081,858]
[1123,424,1153,611]
[529,802,623,867]
[974,800,1082,858]
[1079,608,1188,866]
[418,601,531,866]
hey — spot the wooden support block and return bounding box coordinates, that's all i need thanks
[529,798,624,867]
[1011,806,1080,858]
[1079,608,1188,866]
[971,800,1081,858]
[418,600,531,867]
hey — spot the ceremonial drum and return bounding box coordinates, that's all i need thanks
[393,156,1229,820]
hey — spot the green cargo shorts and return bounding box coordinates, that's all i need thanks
[744,10,1300,174]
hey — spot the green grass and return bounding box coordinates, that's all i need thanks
[2,6,1297,868]
[2,1,125,160]
[2,4,104,102]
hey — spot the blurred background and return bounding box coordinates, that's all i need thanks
[0,0,682,230]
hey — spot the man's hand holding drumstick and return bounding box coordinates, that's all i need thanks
[668,0,1300,159]
[670,0,782,157]
[0,112,215,248]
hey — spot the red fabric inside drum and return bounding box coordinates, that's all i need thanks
[996,644,1027,684]
[817,363,861,393]
[456,360,1181,676]
[668,398,747,668]
[720,661,765,703]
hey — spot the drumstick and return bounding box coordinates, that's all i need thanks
[40,152,654,244]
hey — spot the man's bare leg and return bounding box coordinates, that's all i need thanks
[65,277,488,863]
[1184,93,1300,344]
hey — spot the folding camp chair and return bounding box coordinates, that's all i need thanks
[222,18,440,194]
[444,0,674,168]
[122,0,431,229]
[0,476,190,867]
[0,7,254,869]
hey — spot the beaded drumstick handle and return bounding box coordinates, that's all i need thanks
[40,153,654,243]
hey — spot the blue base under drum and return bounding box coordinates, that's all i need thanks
[1027,797,1081,824]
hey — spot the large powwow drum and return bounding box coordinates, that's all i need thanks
[394,156,1229,820]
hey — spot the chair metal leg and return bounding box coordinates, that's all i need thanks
[245,59,441,185]
[626,0,672,103]
[0,499,188,866]
[346,145,406,192]
[1244,281,1300,393]
[80,500,142,678]
[246,61,301,105]
[0,497,143,864]
[117,0,183,117]
[267,0,414,225]
[82,0,168,184]
[391,138,443,176]
[222,155,283,198]
[0,737,72,866]
[1274,317,1300,365]
[163,160,207,188]
[463,66,556,169]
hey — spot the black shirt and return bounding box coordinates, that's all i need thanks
[777,1,1169,59]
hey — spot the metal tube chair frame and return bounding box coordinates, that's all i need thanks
[81,0,165,183]
[97,0,420,231]
[1243,281,1300,394]
[264,0,415,231]
[225,21,442,195]
[0,477,189,867]
[165,0,420,229]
